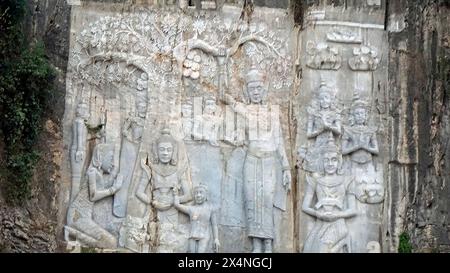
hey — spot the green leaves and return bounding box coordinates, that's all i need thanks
[0,1,55,205]
[398,232,413,253]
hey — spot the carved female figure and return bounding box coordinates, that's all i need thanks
[302,136,357,253]
[173,185,220,253]
[66,143,123,249]
[135,128,192,252]
[303,82,341,172]
[222,67,291,253]
[70,101,90,200]
[342,94,382,203]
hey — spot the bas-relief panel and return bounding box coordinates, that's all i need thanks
[296,10,388,253]
[63,4,295,253]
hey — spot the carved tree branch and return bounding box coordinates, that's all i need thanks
[77,51,150,73]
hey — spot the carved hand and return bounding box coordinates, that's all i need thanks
[112,174,124,192]
[75,150,84,162]
[223,94,236,105]
[213,239,221,253]
[282,170,292,191]
[316,211,337,222]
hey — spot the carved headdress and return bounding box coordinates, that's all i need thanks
[245,66,265,85]
[90,143,114,170]
[350,91,370,111]
[322,133,339,154]
[317,81,336,97]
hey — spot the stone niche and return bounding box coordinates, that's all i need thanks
[61,1,295,253]
[61,0,389,253]
[296,4,388,253]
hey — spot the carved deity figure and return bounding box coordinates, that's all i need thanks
[302,136,357,253]
[302,82,341,173]
[193,96,222,146]
[135,128,192,252]
[222,67,291,253]
[65,143,123,249]
[70,101,90,200]
[173,185,220,253]
[113,74,148,218]
[342,94,383,203]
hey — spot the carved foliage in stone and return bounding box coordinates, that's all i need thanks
[67,8,294,253]
[348,45,380,71]
[306,41,342,70]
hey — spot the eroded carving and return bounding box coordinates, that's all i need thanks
[70,101,90,200]
[222,67,291,253]
[300,82,342,173]
[135,128,192,252]
[348,45,380,71]
[174,185,220,253]
[113,73,148,218]
[326,28,362,44]
[306,42,341,70]
[65,143,123,249]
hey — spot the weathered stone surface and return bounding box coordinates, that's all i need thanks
[0,0,448,253]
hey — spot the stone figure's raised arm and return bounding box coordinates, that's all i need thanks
[172,195,191,215]
[88,169,122,202]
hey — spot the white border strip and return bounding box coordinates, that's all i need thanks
[313,20,385,30]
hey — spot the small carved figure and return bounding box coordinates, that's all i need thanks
[70,101,90,200]
[66,143,123,249]
[193,96,222,146]
[302,135,357,253]
[181,99,194,141]
[174,185,220,253]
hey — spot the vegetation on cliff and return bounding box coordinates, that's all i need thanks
[0,0,55,205]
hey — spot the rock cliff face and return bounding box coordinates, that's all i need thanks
[0,0,448,252]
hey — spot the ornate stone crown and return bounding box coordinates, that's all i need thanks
[351,91,370,110]
[245,66,264,84]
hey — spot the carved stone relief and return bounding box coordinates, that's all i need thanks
[64,4,294,253]
[63,2,388,254]
[348,45,380,71]
[297,6,388,253]
[306,41,342,70]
